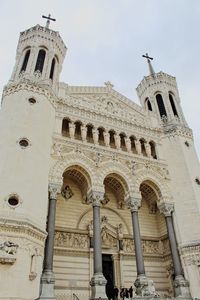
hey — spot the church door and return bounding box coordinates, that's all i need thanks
[102,254,114,300]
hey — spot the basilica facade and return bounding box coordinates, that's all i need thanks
[0,22,200,300]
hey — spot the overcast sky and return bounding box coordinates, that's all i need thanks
[0,0,199,158]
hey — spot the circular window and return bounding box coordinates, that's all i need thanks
[8,196,19,207]
[28,98,36,104]
[19,138,29,148]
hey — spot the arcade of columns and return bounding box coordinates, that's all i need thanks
[39,179,191,300]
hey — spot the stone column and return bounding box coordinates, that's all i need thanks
[158,203,191,299]
[125,137,131,153]
[126,195,159,298]
[81,124,87,142]
[39,183,61,300]
[69,122,75,139]
[114,134,121,150]
[92,128,99,145]
[135,140,142,155]
[87,190,107,300]
[103,131,110,147]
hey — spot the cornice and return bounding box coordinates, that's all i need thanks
[0,218,47,242]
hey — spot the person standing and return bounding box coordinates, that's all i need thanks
[129,286,133,299]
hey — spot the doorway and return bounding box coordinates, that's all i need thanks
[102,254,114,300]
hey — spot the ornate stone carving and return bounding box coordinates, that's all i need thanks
[126,196,141,212]
[158,202,174,216]
[0,241,18,264]
[61,185,73,200]
[87,190,104,206]
[49,183,62,199]
[101,226,117,249]
[55,231,89,249]
[134,275,160,297]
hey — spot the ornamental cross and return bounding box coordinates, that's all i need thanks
[42,14,56,29]
[142,53,153,62]
[142,53,155,75]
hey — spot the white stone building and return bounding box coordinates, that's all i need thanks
[0,20,200,300]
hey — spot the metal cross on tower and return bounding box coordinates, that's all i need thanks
[42,14,56,29]
[142,53,155,75]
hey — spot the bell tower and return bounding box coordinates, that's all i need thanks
[0,19,66,300]
[136,54,187,128]
[137,55,200,298]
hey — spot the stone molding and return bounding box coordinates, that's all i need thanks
[180,241,200,266]
[87,190,105,206]
[125,195,141,212]
[158,202,174,217]
[49,183,62,200]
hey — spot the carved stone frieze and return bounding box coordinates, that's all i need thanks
[0,241,18,264]
[54,231,89,249]
[180,242,200,266]
[123,238,169,256]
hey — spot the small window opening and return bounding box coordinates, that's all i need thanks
[120,133,127,151]
[156,94,167,118]
[149,141,157,159]
[74,121,82,140]
[130,136,137,154]
[86,124,94,143]
[185,141,190,147]
[35,49,46,73]
[62,118,70,137]
[49,57,56,80]
[109,130,116,149]
[146,98,152,111]
[19,138,29,148]
[20,49,30,73]
[8,196,19,207]
[195,177,200,185]
[140,139,147,156]
[98,127,105,146]
[169,93,178,117]
[28,98,36,104]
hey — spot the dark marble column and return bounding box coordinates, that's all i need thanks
[158,202,191,299]
[39,183,61,300]
[126,195,159,298]
[87,190,107,300]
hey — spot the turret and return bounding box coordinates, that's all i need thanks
[10,23,66,92]
[0,20,66,300]
[136,55,187,128]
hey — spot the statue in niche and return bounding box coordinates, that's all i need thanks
[61,185,73,200]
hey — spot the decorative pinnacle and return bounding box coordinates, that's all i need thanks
[42,14,56,29]
[142,53,155,76]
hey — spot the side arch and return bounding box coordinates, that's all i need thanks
[49,152,97,187]
[135,168,172,201]
[97,161,134,192]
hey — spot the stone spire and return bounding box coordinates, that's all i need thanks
[142,53,155,76]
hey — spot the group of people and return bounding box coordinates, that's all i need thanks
[107,286,134,300]
[120,287,134,299]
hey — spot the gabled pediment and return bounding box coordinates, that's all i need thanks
[58,83,150,126]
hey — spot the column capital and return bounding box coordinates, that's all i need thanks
[158,202,174,217]
[87,189,104,206]
[48,183,62,200]
[125,195,141,212]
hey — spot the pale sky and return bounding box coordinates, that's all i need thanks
[0,0,199,158]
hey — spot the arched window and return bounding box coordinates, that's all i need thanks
[109,130,116,149]
[98,127,105,146]
[145,98,152,111]
[156,94,167,118]
[49,58,56,80]
[149,141,157,159]
[130,136,137,154]
[86,124,94,143]
[119,133,126,151]
[20,49,30,73]
[169,93,178,117]
[62,118,70,137]
[35,49,46,73]
[74,121,82,140]
[140,139,147,156]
